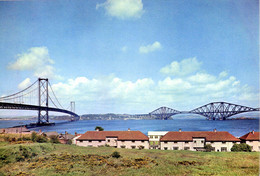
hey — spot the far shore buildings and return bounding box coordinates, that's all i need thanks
[76,129,149,149]
[239,130,260,151]
[160,129,240,152]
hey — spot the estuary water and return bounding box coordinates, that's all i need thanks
[0,113,259,137]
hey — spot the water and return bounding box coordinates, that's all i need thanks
[0,113,259,137]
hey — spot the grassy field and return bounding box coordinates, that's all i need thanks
[0,139,259,175]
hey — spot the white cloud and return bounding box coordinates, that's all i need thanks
[18,78,31,90]
[96,0,144,20]
[188,73,216,83]
[8,47,60,79]
[160,57,202,76]
[121,46,128,52]
[219,71,228,78]
[38,57,258,114]
[139,41,161,54]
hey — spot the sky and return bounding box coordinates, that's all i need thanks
[0,0,259,116]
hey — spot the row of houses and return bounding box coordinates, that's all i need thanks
[75,129,259,152]
[1,126,258,152]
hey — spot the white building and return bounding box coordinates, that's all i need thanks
[160,129,240,152]
[239,131,260,151]
[148,131,168,149]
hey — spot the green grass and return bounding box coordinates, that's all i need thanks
[0,142,259,176]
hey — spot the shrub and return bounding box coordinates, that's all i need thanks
[111,151,121,158]
[36,135,48,143]
[204,144,214,152]
[49,135,60,144]
[138,145,144,150]
[67,139,72,145]
[231,143,252,152]
[31,132,37,142]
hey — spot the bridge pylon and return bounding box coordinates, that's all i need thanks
[37,78,49,124]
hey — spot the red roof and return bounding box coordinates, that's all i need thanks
[239,131,260,141]
[160,131,240,142]
[77,131,149,141]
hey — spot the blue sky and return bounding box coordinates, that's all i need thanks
[0,0,259,115]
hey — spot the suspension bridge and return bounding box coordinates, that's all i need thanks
[0,78,80,126]
[149,102,260,120]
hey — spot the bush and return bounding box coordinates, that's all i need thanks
[36,135,48,143]
[67,139,72,145]
[49,135,60,144]
[138,145,144,150]
[231,143,252,152]
[204,144,214,152]
[31,132,37,142]
[111,151,121,158]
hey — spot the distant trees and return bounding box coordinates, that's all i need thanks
[95,126,104,131]
[231,143,252,152]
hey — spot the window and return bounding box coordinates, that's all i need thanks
[132,140,135,143]
[173,147,179,150]
[164,141,168,144]
[131,146,136,149]
[211,142,214,144]
[174,141,177,143]
[201,141,204,143]
[121,145,126,148]
[99,140,101,143]
[194,141,197,143]
[122,140,125,142]
[222,142,226,144]
[185,142,189,144]
[212,147,215,151]
[184,147,190,150]
[221,147,227,152]
[155,136,158,139]
[79,140,83,143]
[89,140,92,143]
[108,139,110,142]
[164,147,168,150]
[141,140,144,143]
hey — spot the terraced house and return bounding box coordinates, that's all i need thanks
[239,131,260,151]
[76,130,149,149]
[160,129,240,152]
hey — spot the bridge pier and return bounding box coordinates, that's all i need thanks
[37,78,49,124]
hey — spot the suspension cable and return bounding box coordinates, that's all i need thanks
[0,79,38,100]
[48,82,64,109]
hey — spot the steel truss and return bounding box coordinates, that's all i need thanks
[189,102,258,120]
[149,106,181,120]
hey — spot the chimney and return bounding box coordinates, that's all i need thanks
[75,132,77,136]
[179,129,182,132]
[213,129,217,132]
[128,128,131,131]
[252,130,255,134]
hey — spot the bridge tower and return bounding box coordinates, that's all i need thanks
[37,78,49,124]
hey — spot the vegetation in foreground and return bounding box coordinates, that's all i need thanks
[0,134,259,176]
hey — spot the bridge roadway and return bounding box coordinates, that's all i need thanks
[0,102,80,118]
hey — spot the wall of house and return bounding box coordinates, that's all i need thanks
[117,140,149,149]
[246,141,259,151]
[205,141,239,152]
[76,140,106,147]
[160,141,240,151]
[160,141,193,151]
